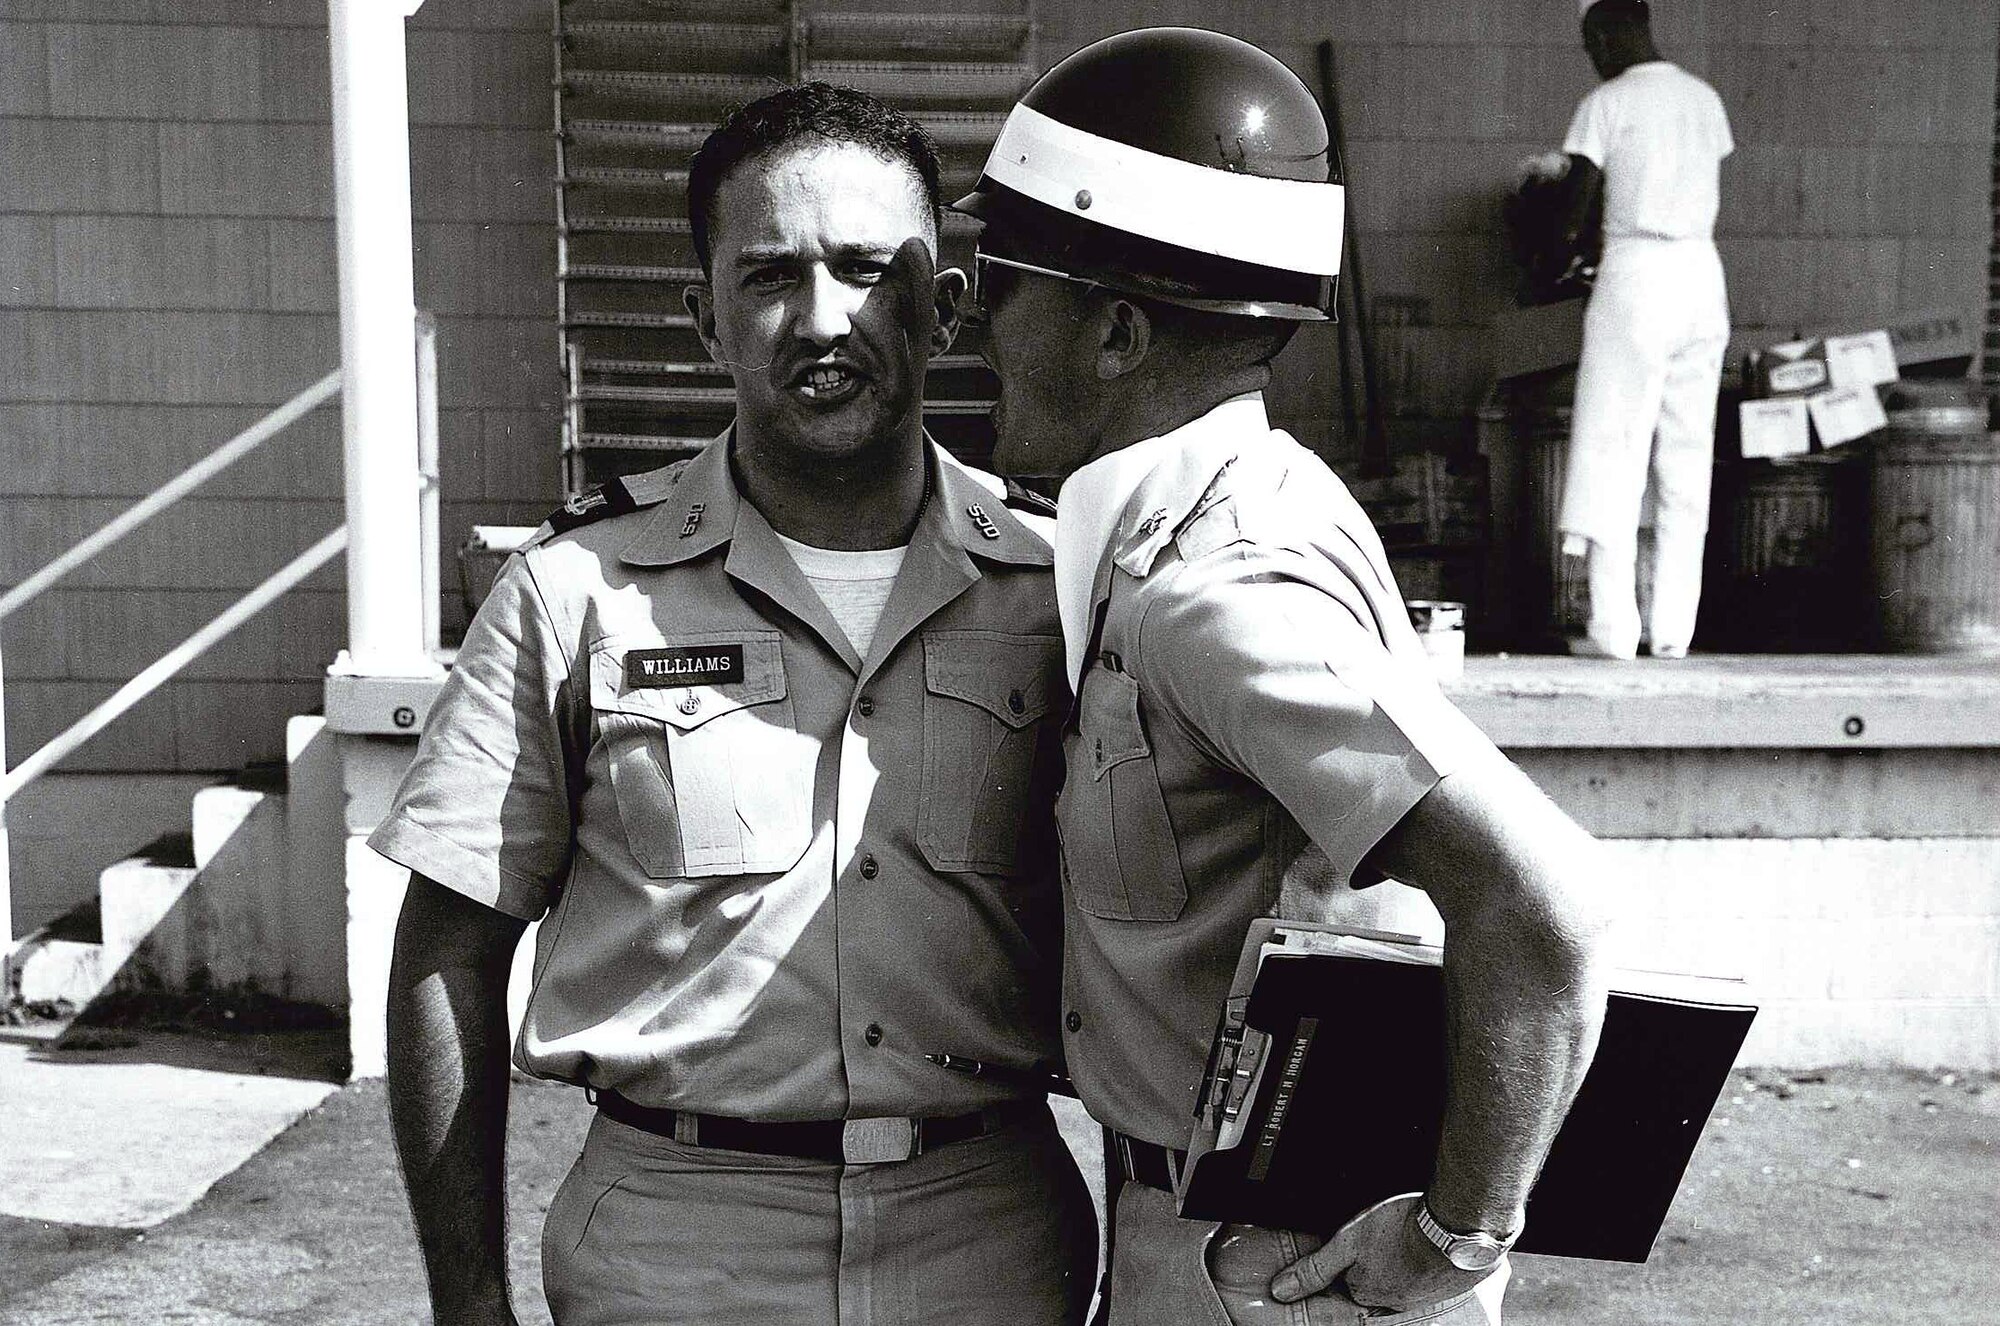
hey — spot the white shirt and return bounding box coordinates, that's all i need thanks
[1564,61,1732,242]
[775,534,906,658]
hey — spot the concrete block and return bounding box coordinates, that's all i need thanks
[10,309,338,407]
[11,936,103,1006]
[481,408,563,503]
[44,22,326,121]
[0,21,49,114]
[4,679,179,772]
[415,223,556,318]
[1743,998,2000,1070]
[1901,239,1986,316]
[1596,838,2000,1068]
[409,0,544,32]
[262,219,339,315]
[3,772,210,936]
[190,785,266,871]
[97,855,195,971]
[406,27,550,129]
[410,126,552,224]
[171,682,321,770]
[0,215,58,306]
[343,833,406,1079]
[157,122,332,219]
[0,119,160,213]
[284,715,348,1007]
[438,316,561,412]
[337,734,421,834]
[53,216,272,311]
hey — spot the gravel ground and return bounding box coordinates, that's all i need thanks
[2,1062,1994,1324]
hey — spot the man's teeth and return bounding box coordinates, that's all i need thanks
[803,367,851,391]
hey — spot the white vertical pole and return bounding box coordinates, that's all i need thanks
[415,309,441,658]
[326,0,440,680]
[0,636,13,969]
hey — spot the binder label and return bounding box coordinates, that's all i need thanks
[1248,1016,1318,1181]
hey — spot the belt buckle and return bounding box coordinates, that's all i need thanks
[841,1116,918,1164]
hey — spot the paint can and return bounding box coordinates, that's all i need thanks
[1408,599,1467,680]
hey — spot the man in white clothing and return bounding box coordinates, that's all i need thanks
[1560,0,1733,659]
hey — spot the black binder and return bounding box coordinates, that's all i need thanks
[1177,920,1757,1263]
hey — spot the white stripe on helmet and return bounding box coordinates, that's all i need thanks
[979,102,1344,277]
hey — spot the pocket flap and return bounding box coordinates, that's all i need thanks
[922,630,1062,730]
[589,631,786,731]
[1078,667,1151,779]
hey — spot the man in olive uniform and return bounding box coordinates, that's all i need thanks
[375,83,1092,1326]
[956,28,1612,1326]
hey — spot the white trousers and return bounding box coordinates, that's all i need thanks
[1563,237,1729,657]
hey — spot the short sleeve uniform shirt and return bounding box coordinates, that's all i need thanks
[1052,396,1494,1148]
[369,437,1068,1122]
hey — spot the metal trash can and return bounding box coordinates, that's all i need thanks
[1522,406,1588,644]
[1709,454,1869,651]
[1872,401,2000,654]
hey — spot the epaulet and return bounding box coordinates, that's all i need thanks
[1003,478,1058,518]
[521,468,679,550]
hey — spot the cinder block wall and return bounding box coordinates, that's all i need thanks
[1030,0,1999,459]
[0,0,558,775]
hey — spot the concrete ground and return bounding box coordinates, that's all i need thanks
[0,1045,1994,1324]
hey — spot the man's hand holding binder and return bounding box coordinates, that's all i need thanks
[1269,1193,1488,1317]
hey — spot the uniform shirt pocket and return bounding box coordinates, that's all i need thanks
[1057,665,1189,922]
[917,630,1061,873]
[590,632,816,878]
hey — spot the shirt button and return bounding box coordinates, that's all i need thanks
[1065,1010,1083,1033]
[864,1023,884,1047]
[859,854,879,879]
[1007,689,1026,715]
[857,695,875,717]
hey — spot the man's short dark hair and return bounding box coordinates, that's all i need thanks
[1584,0,1651,30]
[687,81,944,274]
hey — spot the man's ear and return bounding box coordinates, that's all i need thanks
[1095,297,1153,381]
[931,266,968,357]
[685,283,722,362]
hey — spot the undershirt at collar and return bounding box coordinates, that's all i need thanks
[775,533,908,658]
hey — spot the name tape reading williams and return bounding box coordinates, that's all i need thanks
[625,646,745,689]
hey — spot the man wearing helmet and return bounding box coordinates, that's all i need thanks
[955,28,1613,1325]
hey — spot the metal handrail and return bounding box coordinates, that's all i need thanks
[1,369,346,965]
[0,529,349,803]
[0,371,340,624]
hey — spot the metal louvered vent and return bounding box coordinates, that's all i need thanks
[555,1,1037,490]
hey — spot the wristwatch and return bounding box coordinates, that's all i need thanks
[1415,1200,1520,1272]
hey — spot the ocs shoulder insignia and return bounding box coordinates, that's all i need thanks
[1002,478,1058,518]
[525,461,687,548]
[545,478,639,534]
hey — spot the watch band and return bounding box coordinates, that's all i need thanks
[1416,1200,1519,1271]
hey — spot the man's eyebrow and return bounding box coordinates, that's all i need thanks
[730,242,902,268]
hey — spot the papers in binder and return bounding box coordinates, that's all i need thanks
[1180,918,1757,1263]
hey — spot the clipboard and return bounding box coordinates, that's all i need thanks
[1177,918,1757,1263]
